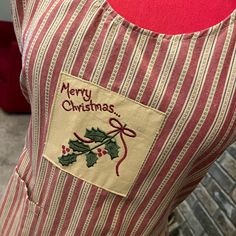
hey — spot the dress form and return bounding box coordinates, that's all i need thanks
[106,0,236,34]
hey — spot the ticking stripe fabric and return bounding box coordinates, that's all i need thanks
[1,0,236,235]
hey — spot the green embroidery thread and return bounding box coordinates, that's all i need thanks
[58,117,137,176]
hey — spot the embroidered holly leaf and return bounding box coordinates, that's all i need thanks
[69,140,90,153]
[85,127,111,143]
[86,151,98,167]
[105,140,120,159]
[58,153,77,166]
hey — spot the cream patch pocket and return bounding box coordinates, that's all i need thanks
[43,72,166,197]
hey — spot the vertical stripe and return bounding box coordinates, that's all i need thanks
[1,0,236,235]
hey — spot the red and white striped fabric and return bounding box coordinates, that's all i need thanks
[1,0,236,235]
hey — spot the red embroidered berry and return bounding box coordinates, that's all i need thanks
[97,148,102,152]
[62,150,66,155]
[98,152,102,157]
[66,148,70,152]
[102,150,107,155]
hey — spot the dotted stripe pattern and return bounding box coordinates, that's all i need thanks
[1,0,236,235]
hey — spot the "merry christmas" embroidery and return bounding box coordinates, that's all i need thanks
[58,117,137,176]
[60,82,116,114]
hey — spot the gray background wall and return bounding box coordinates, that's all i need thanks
[0,1,12,21]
